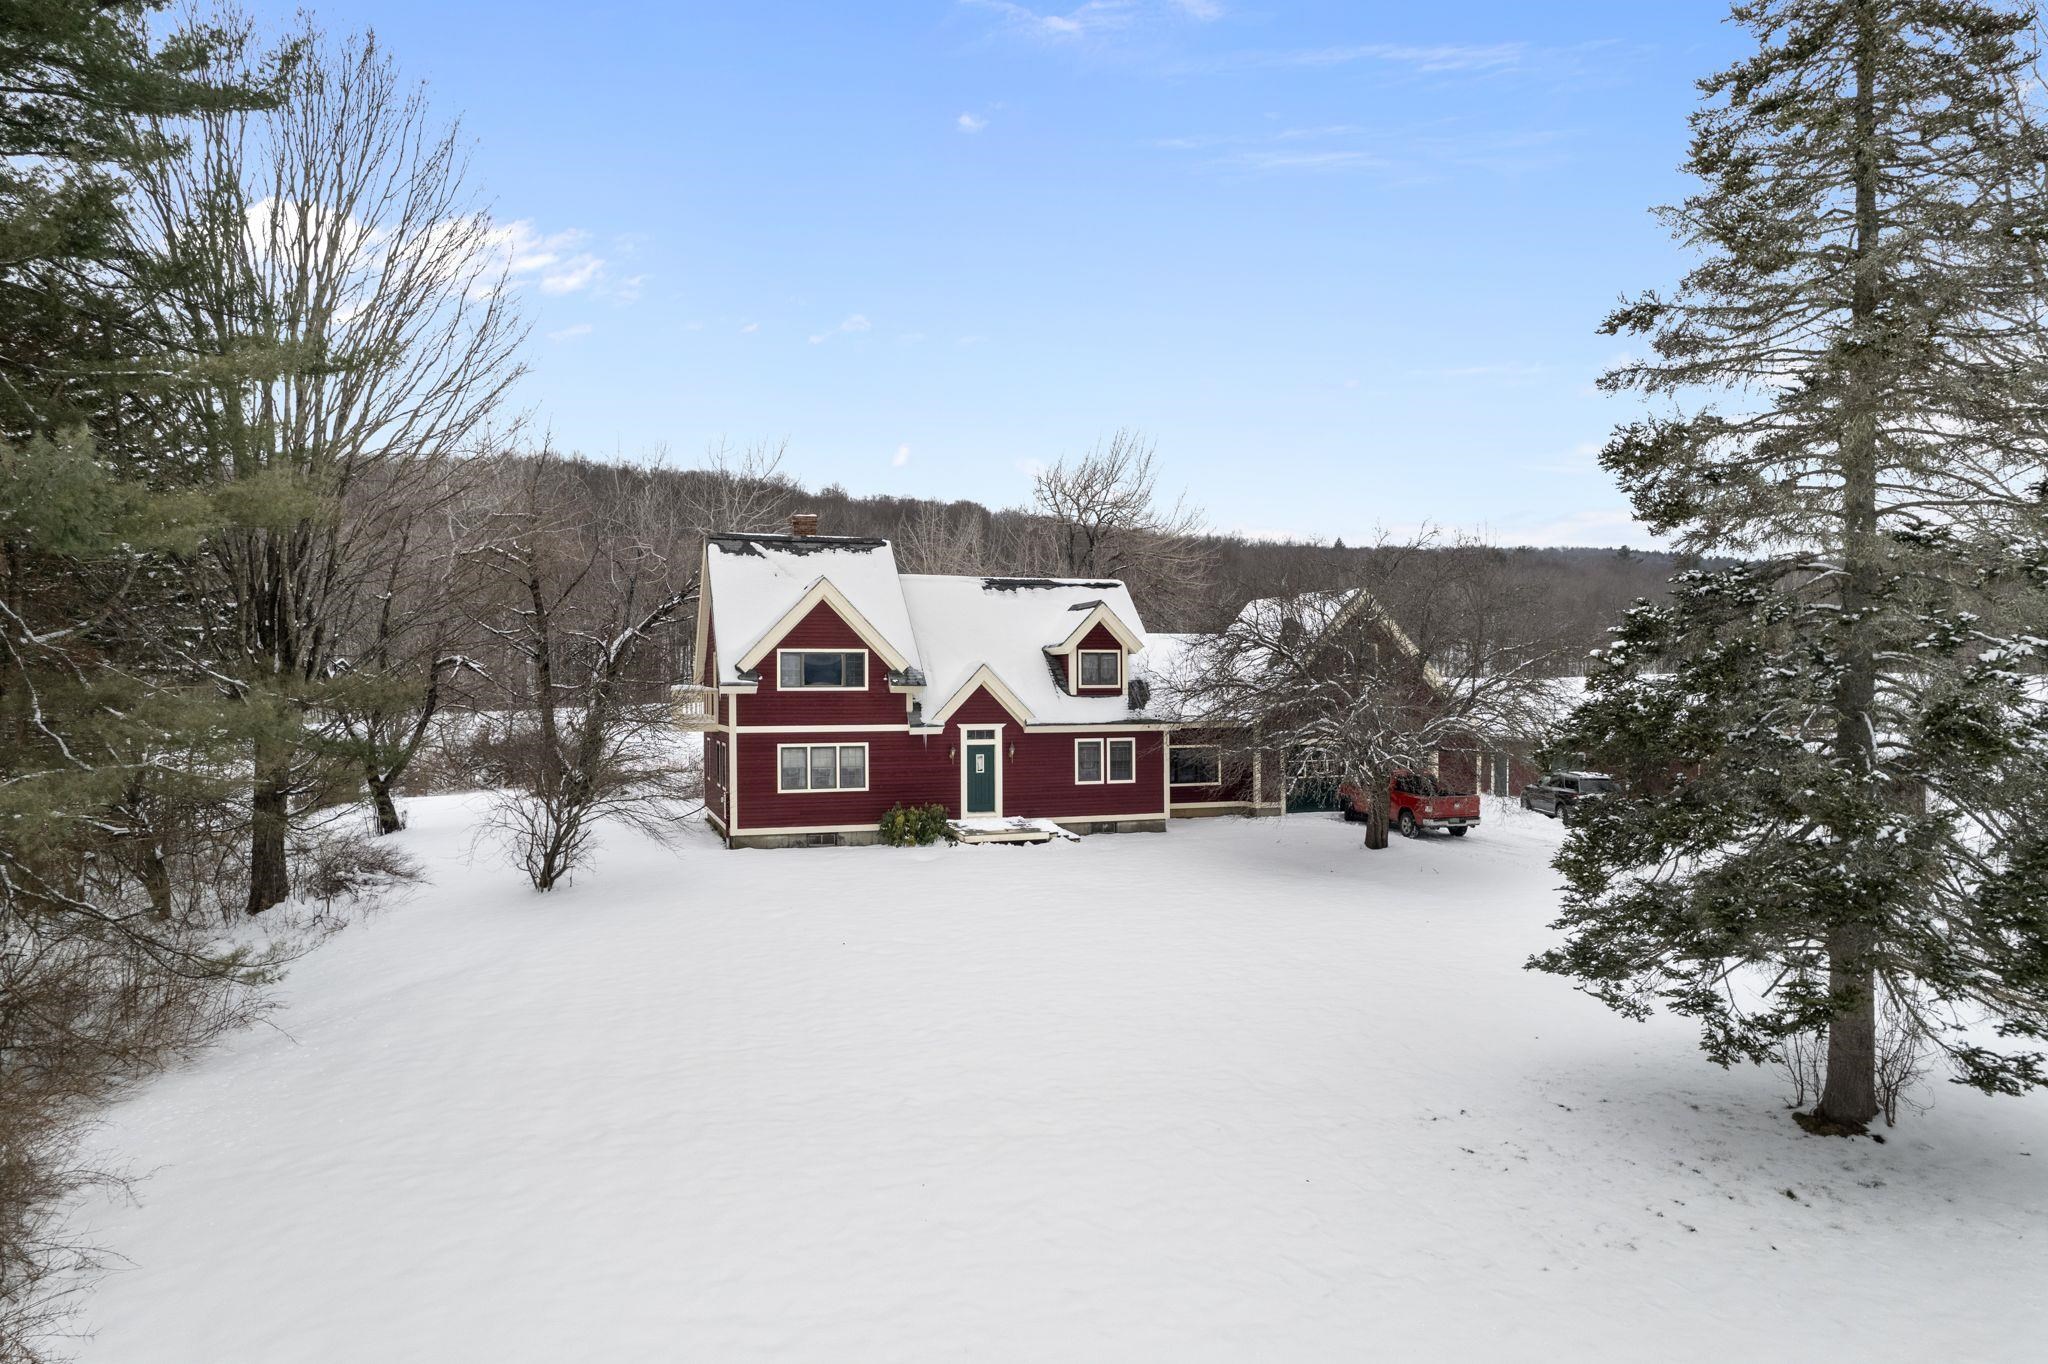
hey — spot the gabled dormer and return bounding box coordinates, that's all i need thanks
[1044,599,1145,698]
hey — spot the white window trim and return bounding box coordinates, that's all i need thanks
[1075,737,1104,784]
[775,648,870,692]
[1077,649,1123,689]
[1106,736,1137,784]
[1169,744,1223,787]
[775,741,871,793]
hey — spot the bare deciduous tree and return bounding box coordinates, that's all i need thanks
[1181,533,1571,850]
[461,454,701,891]
[1030,429,1214,629]
[895,499,991,575]
[128,21,525,911]
[326,491,479,835]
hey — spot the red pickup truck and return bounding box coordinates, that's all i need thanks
[1338,771,1482,838]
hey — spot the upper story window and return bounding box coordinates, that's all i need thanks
[1078,649,1121,688]
[778,649,867,690]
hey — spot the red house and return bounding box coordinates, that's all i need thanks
[688,517,1259,847]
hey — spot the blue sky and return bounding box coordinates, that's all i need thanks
[243,1,1745,546]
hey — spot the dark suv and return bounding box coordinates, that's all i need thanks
[1520,771,1619,823]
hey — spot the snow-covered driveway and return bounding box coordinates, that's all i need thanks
[75,797,2048,1361]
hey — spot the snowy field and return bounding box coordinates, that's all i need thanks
[72,796,2048,1362]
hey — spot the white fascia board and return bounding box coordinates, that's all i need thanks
[927,664,1035,727]
[689,542,714,684]
[1051,601,1146,656]
[735,577,911,674]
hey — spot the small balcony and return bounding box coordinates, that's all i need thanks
[671,684,718,730]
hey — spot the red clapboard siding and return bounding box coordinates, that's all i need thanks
[733,729,953,830]
[732,686,1165,831]
[742,601,907,727]
[944,690,1164,819]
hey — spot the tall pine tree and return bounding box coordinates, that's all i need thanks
[2,6,283,1353]
[1532,0,2048,1132]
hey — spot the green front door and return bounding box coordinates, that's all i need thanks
[964,737,998,815]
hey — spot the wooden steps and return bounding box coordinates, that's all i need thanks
[946,817,1080,846]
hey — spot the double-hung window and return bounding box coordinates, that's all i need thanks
[778,743,869,792]
[1075,737,1136,784]
[778,650,867,689]
[1078,650,1121,688]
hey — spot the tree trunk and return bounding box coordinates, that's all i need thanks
[367,770,402,835]
[1364,780,1390,851]
[1815,1,1882,1126]
[533,811,571,891]
[246,758,291,915]
[1817,925,1880,1129]
[138,842,174,921]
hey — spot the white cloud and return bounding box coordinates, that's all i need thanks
[740,322,760,334]
[241,203,635,306]
[482,220,609,297]
[546,322,593,342]
[964,0,1217,43]
[811,314,873,344]
[1188,38,1631,88]
[893,443,912,468]
[1281,42,1529,73]
[957,112,988,134]
[966,0,1128,40]
[1163,122,1569,179]
[538,256,603,295]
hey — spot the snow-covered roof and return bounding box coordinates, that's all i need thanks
[702,533,921,687]
[898,574,1166,726]
[1232,589,1362,638]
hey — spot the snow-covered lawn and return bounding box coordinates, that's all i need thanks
[74,797,2048,1361]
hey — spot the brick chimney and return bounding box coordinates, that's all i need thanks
[788,512,819,538]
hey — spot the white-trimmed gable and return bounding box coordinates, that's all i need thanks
[735,578,911,674]
[699,533,920,688]
[1050,600,1145,657]
[923,664,1036,728]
